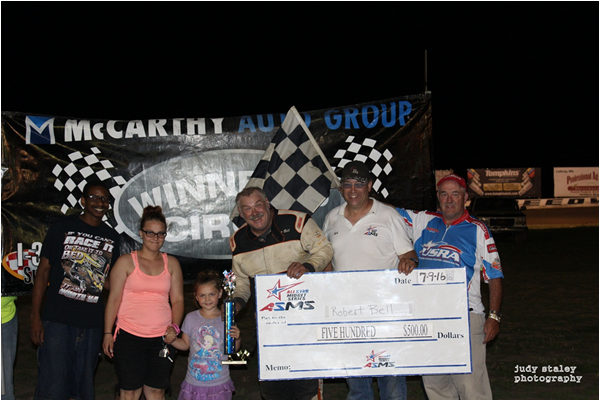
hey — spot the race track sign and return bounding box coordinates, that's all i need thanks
[255,268,471,381]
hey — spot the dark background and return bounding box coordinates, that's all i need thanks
[2,3,598,197]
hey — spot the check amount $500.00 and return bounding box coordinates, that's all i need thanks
[317,320,433,341]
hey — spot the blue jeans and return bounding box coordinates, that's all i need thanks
[34,321,103,400]
[2,314,18,400]
[346,376,407,400]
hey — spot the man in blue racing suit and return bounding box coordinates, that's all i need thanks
[396,173,503,400]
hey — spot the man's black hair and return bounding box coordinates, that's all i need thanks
[82,179,109,196]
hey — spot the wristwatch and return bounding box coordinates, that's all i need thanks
[488,310,502,323]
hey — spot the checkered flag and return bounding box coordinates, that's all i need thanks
[231,106,340,222]
[51,147,126,229]
[332,136,394,198]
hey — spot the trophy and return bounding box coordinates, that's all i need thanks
[222,270,248,365]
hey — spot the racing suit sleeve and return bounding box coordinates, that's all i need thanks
[477,228,504,282]
[390,209,415,255]
[299,217,333,272]
[395,207,416,243]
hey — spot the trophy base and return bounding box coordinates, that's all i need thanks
[222,359,248,365]
[222,349,249,365]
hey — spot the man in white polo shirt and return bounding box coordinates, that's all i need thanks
[322,161,417,400]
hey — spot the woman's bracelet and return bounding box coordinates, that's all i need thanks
[170,323,181,335]
[104,332,112,335]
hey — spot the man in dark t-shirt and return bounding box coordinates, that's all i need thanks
[30,180,120,399]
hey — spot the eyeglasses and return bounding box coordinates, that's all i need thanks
[341,182,367,190]
[85,194,111,203]
[141,230,167,239]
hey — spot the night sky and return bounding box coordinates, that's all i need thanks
[2,3,597,195]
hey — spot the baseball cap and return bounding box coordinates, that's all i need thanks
[437,173,466,189]
[341,161,371,183]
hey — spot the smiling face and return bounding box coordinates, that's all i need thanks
[139,220,167,252]
[437,180,468,224]
[195,283,222,312]
[238,191,273,237]
[80,185,111,225]
[339,178,373,212]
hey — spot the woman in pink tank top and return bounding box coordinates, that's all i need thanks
[103,206,184,400]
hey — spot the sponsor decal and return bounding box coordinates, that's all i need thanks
[420,241,462,264]
[266,280,304,301]
[26,116,55,144]
[364,350,395,368]
[260,279,315,312]
[485,169,520,178]
[566,172,598,185]
[2,243,42,284]
[364,225,378,236]
[259,301,315,312]
[492,258,502,272]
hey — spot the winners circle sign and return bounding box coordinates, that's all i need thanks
[115,150,264,259]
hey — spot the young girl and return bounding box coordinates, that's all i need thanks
[171,270,241,400]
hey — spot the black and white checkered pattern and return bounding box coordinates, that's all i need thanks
[333,136,393,198]
[231,107,340,222]
[51,147,126,228]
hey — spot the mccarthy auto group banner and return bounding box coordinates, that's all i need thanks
[1,94,434,295]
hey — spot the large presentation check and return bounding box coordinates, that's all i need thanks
[255,268,471,381]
